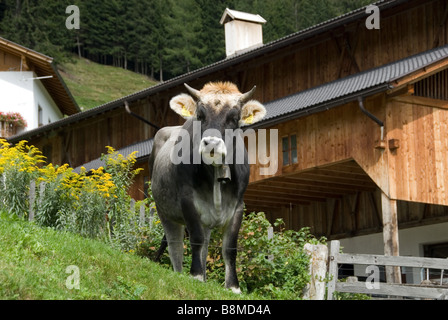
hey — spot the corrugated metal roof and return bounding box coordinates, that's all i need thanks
[73,139,154,173]
[259,45,448,125]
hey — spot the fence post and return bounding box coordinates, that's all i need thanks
[327,240,340,300]
[39,181,45,206]
[148,206,155,231]
[267,226,274,261]
[139,204,146,227]
[304,243,328,300]
[29,180,36,221]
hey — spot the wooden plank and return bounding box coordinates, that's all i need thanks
[327,240,340,300]
[253,176,375,193]
[335,281,448,300]
[381,192,401,283]
[29,180,36,221]
[390,95,448,109]
[336,253,448,270]
[248,184,342,199]
[244,193,318,205]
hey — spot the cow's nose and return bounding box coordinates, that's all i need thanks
[199,136,227,165]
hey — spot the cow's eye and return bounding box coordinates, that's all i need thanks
[197,108,206,122]
[227,109,240,125]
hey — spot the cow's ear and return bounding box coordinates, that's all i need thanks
[170,93,197,119]
[240,100,266,126]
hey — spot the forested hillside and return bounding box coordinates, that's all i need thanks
[0,0,372,81]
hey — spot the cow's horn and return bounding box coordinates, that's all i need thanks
[239,86,257,103]
[184,83,201,100]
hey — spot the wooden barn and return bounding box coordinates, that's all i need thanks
[7,0,448,283]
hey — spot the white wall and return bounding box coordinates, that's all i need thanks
[0,71,34,130]
[339,222,448,284]
[0,71,63,132]
[224,20,263,57]
[34,76,63,126]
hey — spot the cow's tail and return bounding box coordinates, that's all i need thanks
[153,234,168,262]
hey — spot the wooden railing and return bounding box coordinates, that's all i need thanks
[327,240,448,300]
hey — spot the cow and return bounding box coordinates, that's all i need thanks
[148,81,266,293]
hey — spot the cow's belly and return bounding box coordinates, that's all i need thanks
[193,190,238,229]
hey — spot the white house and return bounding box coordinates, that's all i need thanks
[0,37,79,138]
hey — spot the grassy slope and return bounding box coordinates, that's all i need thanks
[0,212,256,300]
[58,57,158,111]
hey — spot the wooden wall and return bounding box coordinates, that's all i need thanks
[248,95,386,187]
[386,98,448,205]
[0,49,22,71]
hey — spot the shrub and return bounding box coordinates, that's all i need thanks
[0,140,145,251]
[207,211,326,299]
[0,139,45,217]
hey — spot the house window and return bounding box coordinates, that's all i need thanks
[38,106,43,127]
[282,134,298,166]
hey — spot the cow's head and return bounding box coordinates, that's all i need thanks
[170,82,266,166]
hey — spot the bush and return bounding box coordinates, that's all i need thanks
[0,139,45,217]
[0,139,144,251]
[207,212,326,299]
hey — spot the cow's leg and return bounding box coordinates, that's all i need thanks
[187,223,209,281]
[181,199,209,281]
[159,217,184,273]
[200,228,211,281]
[222,203,244,293]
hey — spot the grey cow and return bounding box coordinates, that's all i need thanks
[148,81,266,293]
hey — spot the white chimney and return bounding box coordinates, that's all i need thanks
[220,8,267,58]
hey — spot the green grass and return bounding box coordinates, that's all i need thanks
[0,212,258,300]
[58,56,158,111]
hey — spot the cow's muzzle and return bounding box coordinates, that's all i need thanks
[199,136,227,166]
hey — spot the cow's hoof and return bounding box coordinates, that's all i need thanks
[230,287,241,294]
[192,274,205,282]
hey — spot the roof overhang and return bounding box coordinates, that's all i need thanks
[248,45,448,129]
[0,37,80,116]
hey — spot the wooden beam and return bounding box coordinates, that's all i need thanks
[381,192,401,284]
[244,190,324,203]
[389,95,448,110]
[247,184,343,199]
[346,192,360,235]
[388,57,448,94]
